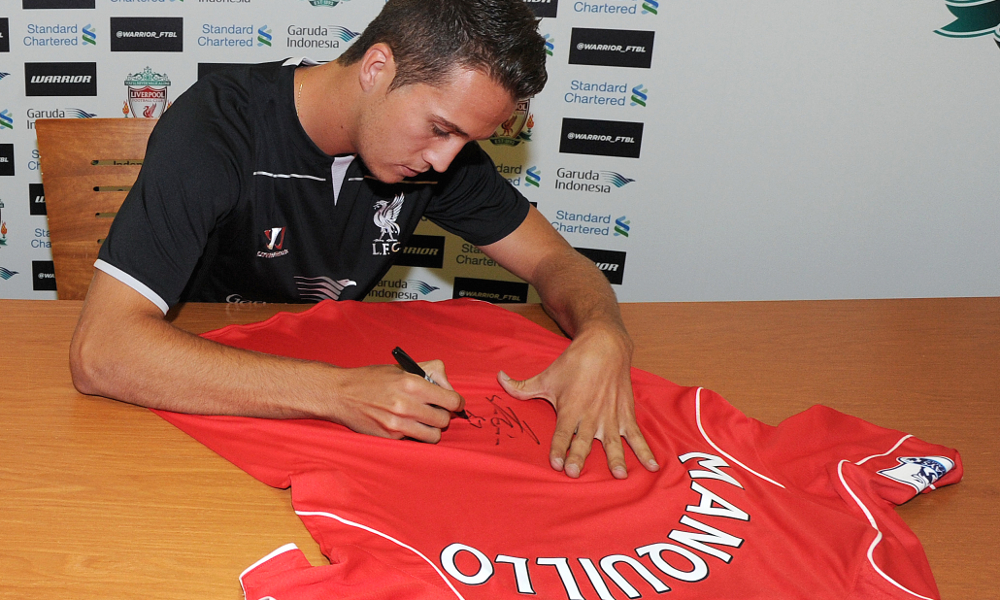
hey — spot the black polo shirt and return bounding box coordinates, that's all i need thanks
[97,59,529,312]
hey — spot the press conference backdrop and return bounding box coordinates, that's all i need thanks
[0,0,997,303]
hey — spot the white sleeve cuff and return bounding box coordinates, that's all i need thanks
[94,259,170,315]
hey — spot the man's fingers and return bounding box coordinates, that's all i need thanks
[623,423,659,472]
[563,427,596,479]
[418,360,456,391]
[498,370,548,403]
[400,419,445,444]
[399,363,465,414]
[601,432,629,480]
[549,422,575,472]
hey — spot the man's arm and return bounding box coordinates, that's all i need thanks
[70,270,464,442]
[479,206,659,479]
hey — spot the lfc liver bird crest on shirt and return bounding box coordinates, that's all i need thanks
[372,193,405,256]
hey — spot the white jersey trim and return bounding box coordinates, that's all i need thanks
[330,155,355,206]
[240,543,300,580]
[253,171,326,182]
[694,387,786,489]
[283,56,321,68]
[239,543,299,599]
[295,510,467,600]
[836,460,935,600]
[94,259,169,315]
[855,434,912,466]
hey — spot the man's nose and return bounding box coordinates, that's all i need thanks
[423,138,468,173]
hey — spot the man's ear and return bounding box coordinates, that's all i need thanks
[358,42,396,93]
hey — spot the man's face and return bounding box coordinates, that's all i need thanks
[355,67,516,184]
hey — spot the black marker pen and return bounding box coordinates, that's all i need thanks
[392,346,469,420]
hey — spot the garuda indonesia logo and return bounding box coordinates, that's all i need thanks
[302,0,349,6]
[936,0,1000,49]
[489,100,533,146]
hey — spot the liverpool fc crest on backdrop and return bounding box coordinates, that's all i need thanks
[123,67,171,118]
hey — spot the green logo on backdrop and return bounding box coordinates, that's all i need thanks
[936,0,1000,50]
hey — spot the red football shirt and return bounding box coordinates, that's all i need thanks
[156,299,961,600]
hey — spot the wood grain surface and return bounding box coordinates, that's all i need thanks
[1,298,996,599]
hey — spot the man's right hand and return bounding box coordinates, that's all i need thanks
[71,270,463,443]
[325,361,464,443]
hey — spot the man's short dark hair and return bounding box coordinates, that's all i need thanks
[337,0,548,101]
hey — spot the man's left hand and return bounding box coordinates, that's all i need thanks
[497,325,659,479]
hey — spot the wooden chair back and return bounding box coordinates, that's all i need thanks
[35,118,157,300]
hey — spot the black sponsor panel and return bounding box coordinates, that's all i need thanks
[111,17,184,52]
[24,62,97,96]
[29,183,46,215]
[524,0,558,18]
[0,18,10,53]
[569,28,655,69]
[198,62,252,80]
[452,277,528,304]
[32,260,57,291]
[396,234,445,268]
[574,247,626,285]
[559,118,643,159]
[0,144,14,176]
[23,0,95,8]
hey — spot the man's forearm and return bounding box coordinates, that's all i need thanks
[72,302,334,418]
[529,246,632,346]
[70,271,464,442]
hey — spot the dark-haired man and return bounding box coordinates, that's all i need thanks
[71,0,659,480]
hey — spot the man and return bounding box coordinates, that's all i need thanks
[70,0,659,480]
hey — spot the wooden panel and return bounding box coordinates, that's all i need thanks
[35,118,157,300]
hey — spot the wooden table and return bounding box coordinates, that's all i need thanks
[1,298,997,599]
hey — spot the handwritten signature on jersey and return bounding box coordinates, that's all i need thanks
[465,395,540,446]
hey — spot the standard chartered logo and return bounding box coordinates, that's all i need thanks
[630,84,647,107]
[525,166,541,187]
[257,25,272,46]
[0,110,12,129]
[543,34,554,56]
[573,0,658,16]
[23,24,96,47]
[550,210,631,238]
[564,80,648,108]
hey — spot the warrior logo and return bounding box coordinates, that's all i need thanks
[877,456,956,493]
[489,100,533,146]
[294,275,356,301]
[123,67,171,119]
[264,227,285,250]
[258,227,288,258]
